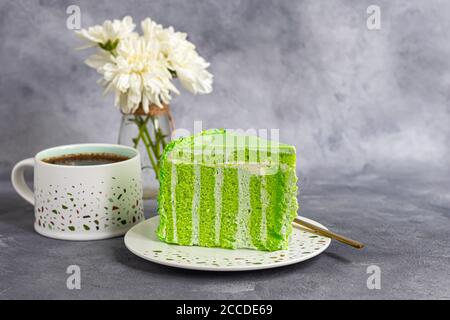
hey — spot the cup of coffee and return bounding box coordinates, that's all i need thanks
[11,144,144,240]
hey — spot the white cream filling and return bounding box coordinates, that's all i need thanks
[171,162,178,242]
[214,167,223,246]
[236,168,255,249]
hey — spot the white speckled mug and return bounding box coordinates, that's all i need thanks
[11,144,144,240]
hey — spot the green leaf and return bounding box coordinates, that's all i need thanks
[99,39,119,53]
[98,40,109,50]
[169,70,177,78]
[111,38,119,51]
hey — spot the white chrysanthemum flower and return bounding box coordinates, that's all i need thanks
[141,18,213,94]
[90,36,179,113]
[169,47,213,94]
[85,50,113,71]
[76,16,136,49]
[78,17,213,115]
[141,18,164,41]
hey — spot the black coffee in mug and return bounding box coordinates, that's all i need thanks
[42,153,130,166]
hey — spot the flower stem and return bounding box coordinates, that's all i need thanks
[132,116,150,148]
[150,116,161,159]
[133,115,160,180]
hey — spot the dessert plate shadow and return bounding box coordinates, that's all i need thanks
[124,215,331,271]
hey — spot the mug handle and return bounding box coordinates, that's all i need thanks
[11,158,35,205]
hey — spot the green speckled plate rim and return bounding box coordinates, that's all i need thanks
[124,215,331,272]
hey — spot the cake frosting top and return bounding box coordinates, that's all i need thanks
[162,129,296,170]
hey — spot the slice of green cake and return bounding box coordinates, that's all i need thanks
[157,129,298,251]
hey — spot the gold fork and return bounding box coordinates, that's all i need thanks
[293,217,364,249]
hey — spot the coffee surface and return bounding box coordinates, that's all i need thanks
[42,153,130,166]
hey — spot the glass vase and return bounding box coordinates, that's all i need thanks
[118,105,174,199]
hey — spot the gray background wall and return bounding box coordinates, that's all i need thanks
[1,0,449,178]
[1,0,450,300]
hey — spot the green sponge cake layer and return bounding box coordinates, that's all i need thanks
[157,129,298,251]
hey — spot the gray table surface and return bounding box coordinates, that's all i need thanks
[1,169,449,300]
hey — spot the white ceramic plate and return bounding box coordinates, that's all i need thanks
[124,215,331,271]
